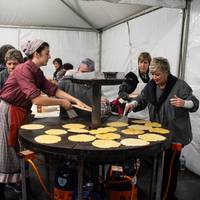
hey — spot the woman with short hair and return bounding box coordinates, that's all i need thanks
[126,57,199,199]
[117,52,151,118]
[0,44,15,72]
[0,49,23,89]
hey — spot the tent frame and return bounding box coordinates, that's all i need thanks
[0,0,191,79]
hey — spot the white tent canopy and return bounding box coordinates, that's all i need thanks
[0,0,200,175]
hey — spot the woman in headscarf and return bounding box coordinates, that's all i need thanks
[0,49,23,90]
[126,57,199,200]
[0,39,90,198]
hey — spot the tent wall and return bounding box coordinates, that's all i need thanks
[182,0,200,176]
[102,7,183,100]
[0,27,99,79]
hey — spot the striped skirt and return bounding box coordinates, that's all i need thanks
[0,101,21,183]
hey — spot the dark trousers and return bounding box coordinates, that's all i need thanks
[0,183,5,199]
[161,148,181,200]
[137,148,181,200]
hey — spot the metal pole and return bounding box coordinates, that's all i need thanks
[44,155,51,190]
[77,159,84,200]
[155,151,165,200]
[150,156,158,200]
[59,0,99,32]
[102,7,161,31]
[0,25,96,32]
[92,84,102,128]
[178,0,192,80]
[99,31,102,72]
[20,158,27,200]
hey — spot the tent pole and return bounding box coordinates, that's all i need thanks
[178,0,192,80]
[0,25,96,32]
[59,0,99,32]
[101,6,161,31]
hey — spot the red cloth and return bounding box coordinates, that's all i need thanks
[8,105,28,148]
[111,98,125,116]
[171,143,182,151]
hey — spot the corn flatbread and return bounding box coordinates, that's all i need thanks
[128,124,151,131]
[68,134,95,142]
[120,138,149,147]
[62,123,86,129]
[96,133,121,140]
[21,124,45,130]
[121,128,144,135]
[107,122,128,128]
[89,129,104,135]
[92,139,120,148]
[132,120,151,124]
[89,127,117,135]
[97,127,117,132]
[138,133,166,142]
[34,135,61,144]
[45,129,67,135]
[149,127,170,134]
[145,122,161,128]
[67,129,89,133]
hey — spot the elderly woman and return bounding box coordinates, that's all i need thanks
[126,57,199,200]
[0,39,90,198]
[0,44,15,72]
[0,49,23,90]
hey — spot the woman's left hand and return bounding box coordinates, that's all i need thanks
[75,100,92,111]
[170,95,185,107]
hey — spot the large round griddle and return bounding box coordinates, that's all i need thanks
[19,117,171,163]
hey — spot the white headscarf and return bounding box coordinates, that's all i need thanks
[21,39,44,56]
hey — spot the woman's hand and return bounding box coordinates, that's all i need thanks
[125,104,135,114]
[75,100,92,111]
[170,95,185,107]
[60,99,72,110]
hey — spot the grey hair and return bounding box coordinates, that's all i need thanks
[5,49,23,64]
[81,58,95,72]
[0,44,15,64]
[150,57,170,74]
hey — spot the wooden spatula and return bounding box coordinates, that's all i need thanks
[72,104,92,112]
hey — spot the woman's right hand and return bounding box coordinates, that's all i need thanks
[60,99,72,110]
[125,104,134,114]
